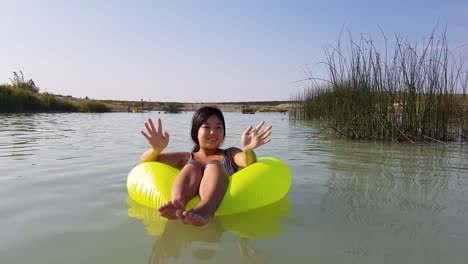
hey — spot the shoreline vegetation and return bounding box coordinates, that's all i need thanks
[1,71,111,113]
[290,27,467,142]
[77,98,291,113]
[0,71,290,114]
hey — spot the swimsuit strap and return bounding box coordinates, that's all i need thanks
[222,149,237,176]
[187,152,195,164]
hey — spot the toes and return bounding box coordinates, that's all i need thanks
[180,211,208,226]
[175,209,184,219]
[158,200,184,212]
[157,201,171,212]
[157,200,186,219]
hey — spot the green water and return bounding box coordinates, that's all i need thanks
[0,112,467,264]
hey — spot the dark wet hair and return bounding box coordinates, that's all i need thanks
[191,106,226,152]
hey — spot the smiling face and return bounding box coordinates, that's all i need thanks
[197,114,225,150]
[190,106,226,152]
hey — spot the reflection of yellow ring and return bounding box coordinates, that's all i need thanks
[127,157,291,216]
[127,196,291,239]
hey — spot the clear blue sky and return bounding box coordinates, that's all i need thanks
[1,0,467,102]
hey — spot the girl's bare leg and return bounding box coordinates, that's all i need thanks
[180,160,229,226]
[158,161,204,219]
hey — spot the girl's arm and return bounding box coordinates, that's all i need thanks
[140,147,161,163]
[233,121,272,168]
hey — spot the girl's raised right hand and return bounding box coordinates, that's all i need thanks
[141,118,170,153]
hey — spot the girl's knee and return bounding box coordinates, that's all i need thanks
[204,160,228,178]
[184,160,204,173]
[205,160,222,166]
[205,160,227,173]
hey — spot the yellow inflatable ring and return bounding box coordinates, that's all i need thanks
[127,157,291,216]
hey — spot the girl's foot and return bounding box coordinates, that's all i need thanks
[178,210,212,226]
[158,200,185,219]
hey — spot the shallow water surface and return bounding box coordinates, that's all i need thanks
[0,112,467,264]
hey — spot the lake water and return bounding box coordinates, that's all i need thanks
[1,112,467,264]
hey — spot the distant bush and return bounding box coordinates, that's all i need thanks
[39,92,78,112]
[162,102,183,113]
[57,100,79,112]
[0,85,43,112]
[78,100,111,113]
[0,84,108,113]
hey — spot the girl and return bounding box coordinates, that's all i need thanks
[140,107,272,226]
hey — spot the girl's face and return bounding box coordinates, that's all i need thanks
[197,114,225,150]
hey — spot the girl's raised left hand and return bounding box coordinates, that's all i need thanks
[241,121,272,152]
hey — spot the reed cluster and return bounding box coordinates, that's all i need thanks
[291,28,467,142]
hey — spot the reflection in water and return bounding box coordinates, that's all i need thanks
[148,222,268,264]
[0,114,39,159]
[127,197,291,263]
[0,113,79,160]
[279,119,468,263]
[321,140,468,233]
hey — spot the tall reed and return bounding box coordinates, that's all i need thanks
[291,28,467,142]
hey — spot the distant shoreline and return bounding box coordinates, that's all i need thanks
[57,95,292,113]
